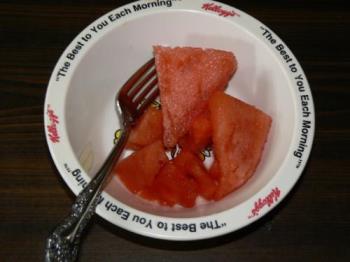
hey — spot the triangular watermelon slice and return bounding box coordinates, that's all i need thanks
[154,46,237,148]
[126,105,163,150]
[209,91,272,200]
[151,161,198,208]
[173,149,218,200]
[115,140,168,194]
[178,110,212,153]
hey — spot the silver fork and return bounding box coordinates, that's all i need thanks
[45,58,158,262]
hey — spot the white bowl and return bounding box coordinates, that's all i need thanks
[44,0,315,240]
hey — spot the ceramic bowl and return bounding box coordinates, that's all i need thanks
[44,0,315,240]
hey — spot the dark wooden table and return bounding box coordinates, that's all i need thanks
[1,0,349,261]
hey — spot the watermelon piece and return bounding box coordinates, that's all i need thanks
[174,149,218,200]
[115,140,168,194]
[208,159,221,180]
[179,111,212,153]
[126,105,163,150]
[154,46,237,148]
[152,161,198,208]
[209,91,272,200]
[139,186,159,202]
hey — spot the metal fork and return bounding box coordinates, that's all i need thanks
[45,58,158,262]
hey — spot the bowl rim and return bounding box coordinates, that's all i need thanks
[44,0,315,241]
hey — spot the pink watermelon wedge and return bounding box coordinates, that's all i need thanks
[126,105,163,150]
[154,46,237,148]
[115,140,168,194]
[178,110,212,153]
[209,91,272,200]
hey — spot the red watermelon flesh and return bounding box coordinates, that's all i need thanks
[115,140,168,194]
[154,46,237,148]
[178,110,212,153]
[126,105,163,150]
[139,186,158,202]
[209,91,272,200]
[174,149,218,200]
[208,159,221,180]
[152,161,198,208]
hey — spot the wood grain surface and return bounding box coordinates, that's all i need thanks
[0,0,349,261]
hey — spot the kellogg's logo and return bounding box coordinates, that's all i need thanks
[248,187,281,219]
[46,105,60,143]
[202,3,240,17]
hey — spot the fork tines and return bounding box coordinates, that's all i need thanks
[119,58,159,115]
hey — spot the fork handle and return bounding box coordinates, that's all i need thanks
[45,127,130,262]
